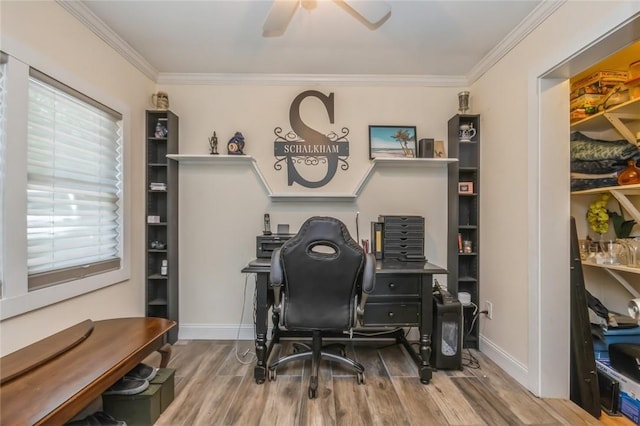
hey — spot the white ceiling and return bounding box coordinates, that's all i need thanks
[61,0,561,83]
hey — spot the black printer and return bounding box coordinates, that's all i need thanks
[256,234,294,259]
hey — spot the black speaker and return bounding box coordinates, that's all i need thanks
[431,288,463,370]
[417,138,434,158]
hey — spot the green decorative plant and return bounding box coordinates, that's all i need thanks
[608,201,637,239]
[587,193,610,236]
[586,193,637,239]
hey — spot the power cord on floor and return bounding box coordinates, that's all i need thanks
[235,274,257,365]
[462,301,484,369]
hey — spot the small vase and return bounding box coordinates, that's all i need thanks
[617,160,640,185]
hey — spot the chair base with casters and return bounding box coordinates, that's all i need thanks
[268,330,365,398]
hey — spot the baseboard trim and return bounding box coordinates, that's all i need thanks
[179,323,263,341]
[479,333,529,388]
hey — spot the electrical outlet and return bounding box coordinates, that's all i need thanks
[485,301,493,320]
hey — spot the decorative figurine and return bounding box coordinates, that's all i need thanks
[227,131,245,155]
[208,131,219,155]
[155,120,168,138]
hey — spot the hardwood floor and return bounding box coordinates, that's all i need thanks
[147,339,633,426]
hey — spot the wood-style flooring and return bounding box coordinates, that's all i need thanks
[146,339,633,426]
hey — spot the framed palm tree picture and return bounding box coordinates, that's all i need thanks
[368,125,417,159]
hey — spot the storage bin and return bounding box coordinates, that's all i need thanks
[103,383,162,426]
[150,368,175,412]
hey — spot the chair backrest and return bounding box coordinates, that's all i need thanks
[279,216,365,331]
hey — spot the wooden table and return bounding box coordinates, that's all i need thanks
[0,317,175,425]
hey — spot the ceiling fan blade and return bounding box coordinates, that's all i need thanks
[339,0,391,28]
[263,0,299,37]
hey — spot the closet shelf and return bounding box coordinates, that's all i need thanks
[571,184,640,225]
[571,97,640,146]
[571,183,640,196]
[167,154,456,202]
[582,261,640,275]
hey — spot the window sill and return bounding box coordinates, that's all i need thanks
[0,268,129,320]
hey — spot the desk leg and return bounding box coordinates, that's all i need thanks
[418,274,434,384]
[418,334,432,383]
[254,273,269,384]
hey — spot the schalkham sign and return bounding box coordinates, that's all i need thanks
[273,90,350,188]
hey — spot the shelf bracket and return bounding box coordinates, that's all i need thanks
[603,112,639,146]
[609,188,640,225]
[604,268,640,298]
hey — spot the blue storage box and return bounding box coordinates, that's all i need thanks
[592,325,640,358]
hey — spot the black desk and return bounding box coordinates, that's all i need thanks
[242,258,447,384]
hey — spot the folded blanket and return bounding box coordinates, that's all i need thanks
[571,158,628,174]
[571,177,618,191]
[570,132,640,161]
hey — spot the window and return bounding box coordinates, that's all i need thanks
[0,52,6,298]
[27,68,123,290]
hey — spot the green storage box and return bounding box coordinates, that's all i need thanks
[150,368,175,412]
[103,383,162,426]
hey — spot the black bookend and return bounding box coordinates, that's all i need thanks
[569,216,601,418]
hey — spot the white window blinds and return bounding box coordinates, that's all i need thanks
[27,68,123,290]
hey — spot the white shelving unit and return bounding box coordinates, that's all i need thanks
[167,154,457,202]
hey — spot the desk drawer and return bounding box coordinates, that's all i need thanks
[362,302,420,326]
[372,275,420,297]
[384,239,423,249]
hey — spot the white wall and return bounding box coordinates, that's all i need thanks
[471,1,640,396]
[0,1,154,355]
[162,84,462,338]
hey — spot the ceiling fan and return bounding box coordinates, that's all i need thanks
[263,0,392,37]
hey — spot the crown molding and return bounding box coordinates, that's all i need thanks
[59,0,559,87]
[466,0,566,84]
[156,72,468,86]
[56,0,158,82]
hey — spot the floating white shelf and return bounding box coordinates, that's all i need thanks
[166,154,254,163]
[167,154,457,201]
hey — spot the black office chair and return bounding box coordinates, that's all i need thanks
[267,216,376,398]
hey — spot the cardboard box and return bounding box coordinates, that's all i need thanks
[596,359,640,424]
[620,392,640,424]
[570,109,589,122]
[150,368,175,412]
[103,383,162,426]
[596,359,640,398]
[571,71,628,100]
[570,94,604,112]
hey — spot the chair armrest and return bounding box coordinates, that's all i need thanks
[270,248,283,312]
[362,253,376,294]
[357,253,376,318]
